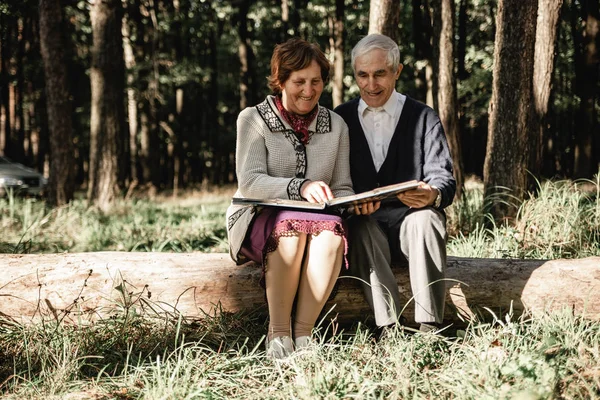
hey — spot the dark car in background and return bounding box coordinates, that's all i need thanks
[0,156,47,196]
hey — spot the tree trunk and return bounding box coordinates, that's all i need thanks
[281,0,291,40]
[39,0,76,206]
[432,0,464,199]
[483,0,538,222]
[209,5,223,185]
[122,13,139,191]
[13,17,26,164]
[1,252,598,327]
[237,0,255,111]
[530,0,563,185]
[137,0,160,191]
[368,0,401,41]
[329,0,344,108]
[572,0,599,178]
[88,0,126,211]
[457,0,468,80]
[0,13,11,156]
[412,0,433,104]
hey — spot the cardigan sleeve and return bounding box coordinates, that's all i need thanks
[422,118,456,209]
[235,110,301,200]
[328,117,355,198]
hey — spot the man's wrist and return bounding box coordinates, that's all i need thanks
[431,185,442,208]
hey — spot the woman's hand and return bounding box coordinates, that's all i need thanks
[301,180,334,203]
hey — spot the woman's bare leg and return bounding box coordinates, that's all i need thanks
[293,231,344,339]
[264,233,307,340]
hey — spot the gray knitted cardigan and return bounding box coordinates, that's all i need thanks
[226,95,354,264]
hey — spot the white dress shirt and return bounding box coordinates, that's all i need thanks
[357,91,406,172]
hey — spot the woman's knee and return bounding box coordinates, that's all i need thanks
[312,230,344,249]
[270,233,308,259]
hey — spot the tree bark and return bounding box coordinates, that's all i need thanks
[368,0,401,41]
[88,0,126,211]
[1,252,598,327]
[530,0,563,185]
[432,0,464,199]
[39,0,76,206]
[483,0,538,222]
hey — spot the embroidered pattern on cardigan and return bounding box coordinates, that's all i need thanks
[256,99,286,132]
[227,207,252,230]
[282,131,307,178]
[287,178,306,200]
[316,106,331,133]
[256,98,332,135]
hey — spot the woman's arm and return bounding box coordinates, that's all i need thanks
[328,119,355,198]
[235,111,305,200]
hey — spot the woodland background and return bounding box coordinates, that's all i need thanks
[1,2,600,397]
[0,0,598,220]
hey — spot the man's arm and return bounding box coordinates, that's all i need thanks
[421,118,456,209]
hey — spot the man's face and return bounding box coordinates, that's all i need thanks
[354,49,402,108]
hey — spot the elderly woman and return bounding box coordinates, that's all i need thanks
[226,38,354,359]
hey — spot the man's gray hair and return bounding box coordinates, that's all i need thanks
[351,34,401,73]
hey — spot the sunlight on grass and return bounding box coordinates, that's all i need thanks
[0,194,232,254]
[446,173,600,259]
[1,173,598,260]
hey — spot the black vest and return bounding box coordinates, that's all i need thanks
[334,96,431,195]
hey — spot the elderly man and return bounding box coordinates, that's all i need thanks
[335,34,456,333]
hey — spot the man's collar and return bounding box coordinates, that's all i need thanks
[358,90,400,117]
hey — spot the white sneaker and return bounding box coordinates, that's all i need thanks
[294,335,312,350]
[266,336,293,359]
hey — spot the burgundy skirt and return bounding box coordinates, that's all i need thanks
[240,207,348,266]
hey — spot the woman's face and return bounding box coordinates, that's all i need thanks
[280,60,324,115]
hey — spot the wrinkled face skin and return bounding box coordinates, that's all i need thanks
[354,49,402,108]
[280,60,324,115]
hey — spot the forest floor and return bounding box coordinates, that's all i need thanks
[0,175,599,398]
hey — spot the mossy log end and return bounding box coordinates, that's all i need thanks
[1,252,599,327]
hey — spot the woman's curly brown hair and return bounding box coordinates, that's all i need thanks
[267,38,331,95]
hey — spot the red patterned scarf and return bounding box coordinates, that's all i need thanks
[274,95,318,145]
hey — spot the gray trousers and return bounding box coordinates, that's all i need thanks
[346,208,447,326]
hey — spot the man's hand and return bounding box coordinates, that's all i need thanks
[351,201,381,215]
[300,180,334,203]
[397,181,438,209]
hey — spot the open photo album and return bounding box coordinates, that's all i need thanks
[232,180,420,211]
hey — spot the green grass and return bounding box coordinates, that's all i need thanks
[1,175,599,398]
[446,174,600,259]
[1,308,598,399]
[0,190,232,254]
[2,175,598,259]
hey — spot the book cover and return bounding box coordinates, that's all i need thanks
[232,180,420,211]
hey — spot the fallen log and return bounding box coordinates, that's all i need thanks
[0,252,599,327]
